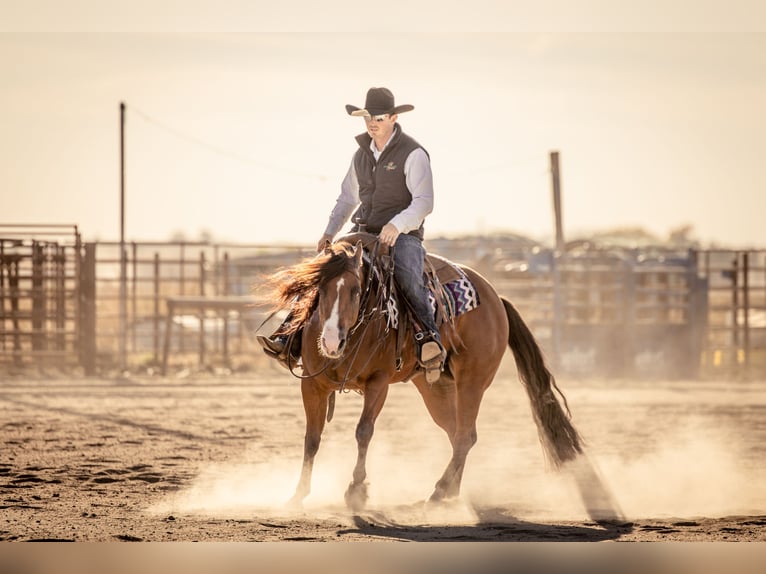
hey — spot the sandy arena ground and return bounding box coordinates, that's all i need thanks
[1,357,765,543]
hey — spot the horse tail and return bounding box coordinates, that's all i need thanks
[501,296,583,468]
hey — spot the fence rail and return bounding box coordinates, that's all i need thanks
[0,225,84,369]
[1,229,764,379]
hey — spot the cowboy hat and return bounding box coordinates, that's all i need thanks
[345,87,414,117]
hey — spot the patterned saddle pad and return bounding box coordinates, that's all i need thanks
[384,256,480,330]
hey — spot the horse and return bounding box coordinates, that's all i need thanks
[265,232,586,513]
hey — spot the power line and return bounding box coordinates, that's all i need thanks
[128,104,547,182]
[442,153,550,178]
[128,104,332,182]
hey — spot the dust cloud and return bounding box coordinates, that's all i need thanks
[150,376,765,524]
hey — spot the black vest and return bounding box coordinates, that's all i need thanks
[351,125,428,240]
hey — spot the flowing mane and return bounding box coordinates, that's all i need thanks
[266,241,360,334]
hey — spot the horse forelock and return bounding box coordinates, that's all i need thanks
[267,242,364,333]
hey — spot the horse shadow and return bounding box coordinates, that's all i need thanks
[338,504,634,542]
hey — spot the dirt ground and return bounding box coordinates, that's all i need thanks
[1,357,765,544]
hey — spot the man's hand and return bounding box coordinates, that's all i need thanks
[379,223,401,247]
[316,234,333,252]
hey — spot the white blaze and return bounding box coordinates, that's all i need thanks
[321,278,344,355]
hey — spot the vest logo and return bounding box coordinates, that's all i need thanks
[383,161,398,172]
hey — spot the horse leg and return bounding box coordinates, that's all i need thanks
[415,369,493,503]
[288,379,331,508]
[344,375,389,512]
[412,378,461,501]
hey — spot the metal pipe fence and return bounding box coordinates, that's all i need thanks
[1,227,765,380]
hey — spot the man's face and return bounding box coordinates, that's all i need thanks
[364,113,397,140]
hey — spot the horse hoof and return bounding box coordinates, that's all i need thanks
[427,488,460,507]
[344,481,368,512]
[285,495,304,511]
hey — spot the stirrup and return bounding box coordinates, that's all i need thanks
[257,334,286,357]
[257,334,298,371]
[416,332,446,384]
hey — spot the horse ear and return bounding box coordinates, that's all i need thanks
[353,240,364,268]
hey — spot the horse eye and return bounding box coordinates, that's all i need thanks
[351,287,360,299]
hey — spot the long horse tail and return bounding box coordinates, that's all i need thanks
[501,296,583,468]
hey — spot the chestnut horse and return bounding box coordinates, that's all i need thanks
[266,233,583,512]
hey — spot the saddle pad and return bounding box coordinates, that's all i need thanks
[385,261,480,330]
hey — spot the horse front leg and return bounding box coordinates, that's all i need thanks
[288,379,331,509]
[345,375,389,512]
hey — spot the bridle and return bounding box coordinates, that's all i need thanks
[286,240,392,391]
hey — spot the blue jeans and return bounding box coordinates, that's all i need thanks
[393,234,440,340]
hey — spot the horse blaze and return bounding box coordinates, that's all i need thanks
[321,277,345,356]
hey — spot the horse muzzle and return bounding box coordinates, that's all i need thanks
[320,327,347,359]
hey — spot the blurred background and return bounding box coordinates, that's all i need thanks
[2,5,765,379]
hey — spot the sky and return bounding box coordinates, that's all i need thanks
[2,4,766,247]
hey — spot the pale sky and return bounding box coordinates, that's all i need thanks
[2,6,766,247]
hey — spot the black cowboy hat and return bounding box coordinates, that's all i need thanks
[345,87,414,117]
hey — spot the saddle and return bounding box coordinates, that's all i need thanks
[339,232,480,326]
[342,232,480,372]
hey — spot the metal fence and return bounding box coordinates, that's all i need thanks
[91,241,314,372]
[696,250,766,378]
[1,228,765,380]
[0,225,87,370]
[490,249,707,378]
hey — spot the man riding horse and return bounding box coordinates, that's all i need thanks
[258,87,447,383]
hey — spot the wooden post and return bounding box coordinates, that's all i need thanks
[153,252,160,364]
[55,245,66,354]
[80,243,97,375]
[198,251,206,367]
[162,300,174,376]
[31,241,45,352]
[119,102,127,371]
[178,243,185,354]
[550,151,564,252]
[687,250,706,379]
[731,254,739,367]
[222,251,230,366]
[550,151,564,366]
[9,256,21,360]
[743,252,750,377]
[131,242,138,354]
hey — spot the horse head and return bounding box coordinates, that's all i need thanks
[316,240,365,359]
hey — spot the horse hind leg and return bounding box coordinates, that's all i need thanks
[430,425,478,502]
[413,371,486,504]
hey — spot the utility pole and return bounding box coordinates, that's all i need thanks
[550,150,564,367]
[550,151,564,252]
[119,102,127,372]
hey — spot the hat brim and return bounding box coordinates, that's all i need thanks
[346,104,414,117]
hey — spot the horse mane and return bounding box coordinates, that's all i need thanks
[266,241,360,335]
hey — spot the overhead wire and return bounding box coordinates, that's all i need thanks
[127,104,552,182]
[128,104,332,182]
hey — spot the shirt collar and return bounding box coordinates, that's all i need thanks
[370,126,398,160]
